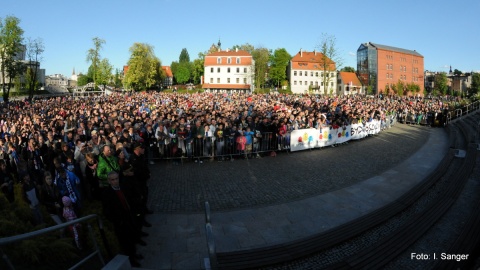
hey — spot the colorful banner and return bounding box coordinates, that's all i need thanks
[290,120,384,152]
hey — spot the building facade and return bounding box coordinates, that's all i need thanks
[288,50,336,94]
[357,42,424,95]
[161,66,173,89]
[202,48,254,93]
[337,71,364,96]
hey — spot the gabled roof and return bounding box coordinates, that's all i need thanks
[290,50,336,70]
[162,66,173,77]
[339,72,362,86]
[365,42,423,57]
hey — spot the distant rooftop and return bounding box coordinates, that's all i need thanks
[365,42,423,57]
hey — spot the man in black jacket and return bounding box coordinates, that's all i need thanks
[102,171,143,267]
[129,142,153,224]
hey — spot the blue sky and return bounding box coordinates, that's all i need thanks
[2,0,479,77]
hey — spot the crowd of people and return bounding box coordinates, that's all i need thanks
[0,91,454,266]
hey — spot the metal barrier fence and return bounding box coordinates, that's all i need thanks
[0,214,108,270]
[150,132,290,162]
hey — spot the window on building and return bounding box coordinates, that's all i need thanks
[243,78,246,84]
[320,72,323,77]
[321,82,324,86]
[311,72,314,76]
[294,71,297,76]
[299,81,302,85]
[217,57,221,64]
[331,73,335,77]
[310,81,313,85]
[294,81,297,85]
[210,67,214,73]
[227,78,230,83]
[305,81,307,85]
[386,64,389,70]
[210,78,213,83]
[236,78,239,83]
[227,58,231,64]
[217,67,220,73]
[227,68,230,73]
[236,57,240,64]
[315,72,318,77]
[387,73,389,79]
[315,82,318,86]
[217,78,220,83]
[236,67,239,73]
[244,68,247,73]
[331,82,333,86]
[300,71,303,76]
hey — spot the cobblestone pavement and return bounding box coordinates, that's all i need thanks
[148,124,434,213]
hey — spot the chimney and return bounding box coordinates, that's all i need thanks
[226,48,229,52]
[236,47,238,52]
[300,49,303,57]
[314,49,316,56]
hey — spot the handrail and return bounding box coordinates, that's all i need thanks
[0,214,107,270]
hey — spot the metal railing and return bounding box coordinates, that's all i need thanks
[0,214,108,270]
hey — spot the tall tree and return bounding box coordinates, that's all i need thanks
[96,58,113,89]
[316,33,343,95]
[433,72,448,96]
[174,62,191,84]
[25,37,44,100]
[179,48,190,63]
[453,69,462,76]
[251,47,270,89]
[0,16,24,102]
[124,42,163,91]
[269,48,291,88]
[86,37,105,88]
[192,55,204,85]
[469,73,480,96]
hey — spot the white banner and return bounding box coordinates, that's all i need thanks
[290,120,384,152]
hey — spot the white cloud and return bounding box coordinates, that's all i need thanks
[348,52,355,57]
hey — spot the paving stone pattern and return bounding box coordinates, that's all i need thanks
[148,124,432,213]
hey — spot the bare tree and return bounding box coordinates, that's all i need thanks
[316,33,343,95]
[26,37,44,100]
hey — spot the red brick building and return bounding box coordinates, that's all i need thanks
[357,42,424,95]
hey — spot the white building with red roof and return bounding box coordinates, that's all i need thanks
[289,49,337,94]
[202,48,254,92]
[337,71,364,95]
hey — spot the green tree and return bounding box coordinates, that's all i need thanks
[124,42,163,91]
[173,62,191,84]
[192,55,204,85]
[406,82,420,95]
[269,48,291,88]
[96,58,113,89]
[252,47,270,89]
[395,80,406,95]
[86,37,105,88]
[434,72,448,95]
[453,69,462,76]
[25,37,44,100]
[179,48,190,63]
[77,74,92,86]
[316,33,343,95]
[113,68,122,88]
[0,16,25,102]
[469,73,480,96]
[340,66,355,73]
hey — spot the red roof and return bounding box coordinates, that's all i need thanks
[339,72,362,86]
[291,50,336,70]
[162,66,173,77]
[205,49,253,66]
